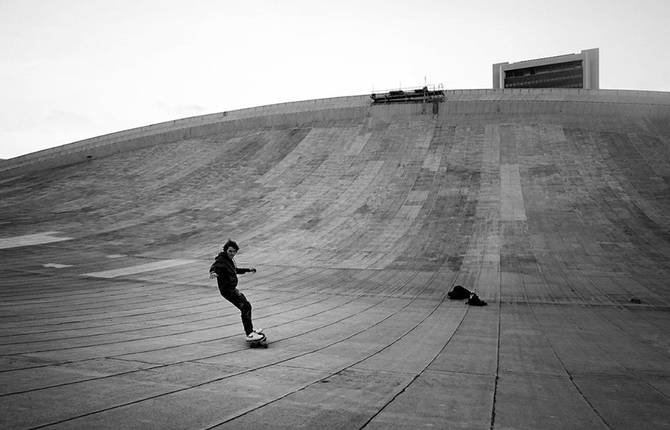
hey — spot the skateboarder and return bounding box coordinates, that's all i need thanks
[209,239,264,341]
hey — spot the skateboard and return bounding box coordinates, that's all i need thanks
[246,330,268,348]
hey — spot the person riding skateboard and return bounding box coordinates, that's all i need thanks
[209,239,263,341]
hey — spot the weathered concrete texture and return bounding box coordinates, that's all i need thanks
[1,89,669,429]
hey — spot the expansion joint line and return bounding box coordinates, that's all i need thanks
[25,292,392,429]
[358,278,468,429]
[488,270,502,430]
[204,293,426,429]
[524,267,613,430]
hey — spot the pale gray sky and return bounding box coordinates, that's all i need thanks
[1,0,669,159]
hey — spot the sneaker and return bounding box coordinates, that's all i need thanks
[252,328,263,335]
[246,332,264,341]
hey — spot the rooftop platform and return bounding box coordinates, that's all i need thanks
[1,89,669,429]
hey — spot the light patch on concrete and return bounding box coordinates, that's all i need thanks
[106,254,126,259]
[396,204,422,221]
[460,124,502,290]
[258,127,350,186]
[345,132,371,156]
[415,132,433,149]
[0,232,72,249]
[422,150,441,172]
[43,263,73,268]
[500,164,527,221]
[406,190,429,204]
[82,259,197,278]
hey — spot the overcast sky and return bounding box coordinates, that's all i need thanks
[1,0,669,159]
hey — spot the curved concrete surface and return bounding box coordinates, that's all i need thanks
[1,89,669,429]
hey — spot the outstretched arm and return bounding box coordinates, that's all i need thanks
[209,260,219,278]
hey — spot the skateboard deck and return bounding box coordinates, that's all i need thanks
[246,331,268,348]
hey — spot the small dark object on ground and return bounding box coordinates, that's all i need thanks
[630,298,642,304]
[448,285,487,306]
[468,293,488,306]
[448,285,471,300]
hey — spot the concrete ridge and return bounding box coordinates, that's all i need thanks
[2,89,670,180]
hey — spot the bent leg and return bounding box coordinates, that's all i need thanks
[221,288,254,335]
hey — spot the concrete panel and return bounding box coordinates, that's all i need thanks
[82,259,197,278]
[0,232,72,249]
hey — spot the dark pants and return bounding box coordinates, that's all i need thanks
[219,287,253,335]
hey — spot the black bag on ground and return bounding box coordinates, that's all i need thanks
[467,293,487,306]
[448,285,471,300]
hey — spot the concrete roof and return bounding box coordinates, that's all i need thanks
[1,89,669,429]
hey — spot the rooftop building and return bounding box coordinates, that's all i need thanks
[493,48,599,89]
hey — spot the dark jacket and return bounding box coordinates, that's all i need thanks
[209,252,253,291]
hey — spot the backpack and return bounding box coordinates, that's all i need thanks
[448,285,471,300]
